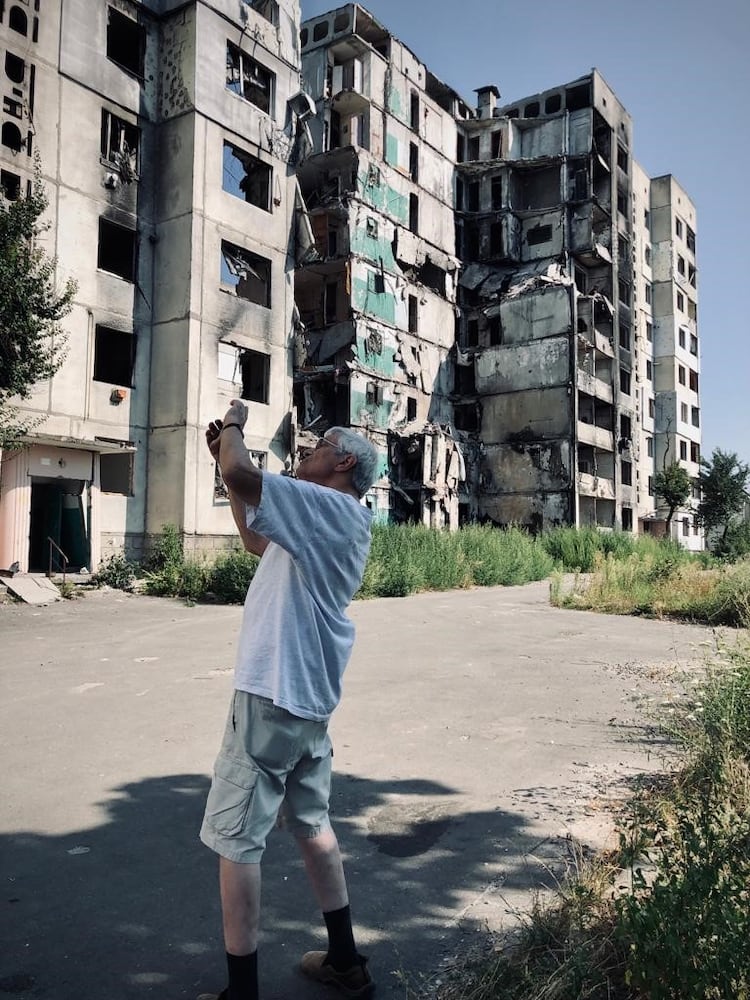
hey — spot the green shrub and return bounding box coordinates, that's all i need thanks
[714,521,750,562]
[93,552,136,591]
[209,550,259,603]
[145,523,184,572]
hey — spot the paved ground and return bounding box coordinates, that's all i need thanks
[0,584,714,999]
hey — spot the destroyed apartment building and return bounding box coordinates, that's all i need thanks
[0,0,702,573]
[295,5,469,527]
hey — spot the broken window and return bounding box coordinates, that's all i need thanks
[686,225,696,253]
[243,0,279,26]
[621,460,632,486]
[466,181,480,212]
[220,240,272,307]
[5,52,24,83]
[491,176,502,209]
[468,136,480,160]
[222,142,271,210]
[677,254,685,276]
[676,290,684,313]
[680,440,687,461]
[524,101,539,118]
[618,280,631,305]
[408,295,418,333]
[365,216,378,239]
[690,442,700,464]
[368,269,385,294]
[406,397,417,422]
[409,193,419,234]
[456,134,465,163]
[622,507,633,531]
[572,167,588,201]
[619,368,631,395]
[488,316,502,345]
[8,5,27,35]
[455,363,476,395]
[409,142,419,182]
[491,131,502,158]
[545,93,562,114]
[514,166,560,210]
[466,318,479,347]
[464,222,479,259]
[454,403,478,432]
[619,324,631,350]
[100,452,134,495]
[1,170,21,200]
[410,91,420,131]
[240,349,270,404]
[218,342,241,383]
[93,325,136,386]
[574,267,587,293]
[687,299,697,321]
[324,281,338,324]
[526,224,552,246]
[617,146,628,172]
[1,121,23,153]
[565,83,590,112]
[226,43,275,117]
[101,110,139,177]
[490,221,502,257]
[365,381,384,405]
[98,218,137,281]
[106,7,145,78]
[616,189,627,215]
[690,334,698,356]
[688,263,697,288]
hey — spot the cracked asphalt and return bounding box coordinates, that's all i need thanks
[0,583,713,999]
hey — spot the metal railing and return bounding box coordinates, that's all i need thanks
[47,537,68,584]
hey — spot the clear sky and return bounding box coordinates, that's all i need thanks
[301,0,750,468]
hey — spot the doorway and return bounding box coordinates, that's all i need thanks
[29,479,88,572]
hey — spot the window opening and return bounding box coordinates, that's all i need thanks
[676,290,684,312]
[617,146,628,171]
[226,43,275,117]
[675,217,683,238]
[106,7,145,77]
[221,241,272,307]
[101,110,139,178]
[5,52,25,83]
[545,93,562,114]
[691,406,700,427]
[678,364,686,385]
[690,442,700,464]
[686,225,696,253]
[690,334,698,355]
[468,135,480,160]
[408,295,418,333]
[1,169,21,200]
[466,181,480,212]
[466,318,479,347]
[406,397,417,422]
[100,452,134,495]
[324,281,337,325]
[490,221,502,256]
[93,325,136,385]
[409,193,419,234]
[244,0,279,26]
[223,142,271,209]
[454,403,478,432]
[240,349,270,404]
[524,101,539,118]
[680,402,688,422]
[622,507,633,531]
[409,142,419,182]
[491,176,502,209]
[679,440,687,461]
[410,91,420,131]
[619,368,631,395]
[98,218,137,281]
[1,121,23,152]
[488,316,502,345]
[526,224,552,246]
[313,20,329,41]
[8,5,28,35]
[491,131,502,158]
[647,437,654,458]
[621,460,632,486]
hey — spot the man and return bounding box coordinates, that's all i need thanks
[198,399,378,1000]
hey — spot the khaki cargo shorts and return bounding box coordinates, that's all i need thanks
[199,691,333,863]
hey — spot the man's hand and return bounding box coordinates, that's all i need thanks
[223,399,249,431]
[206,419,223,462]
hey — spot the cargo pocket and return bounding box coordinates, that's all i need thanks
[204,755,259,837]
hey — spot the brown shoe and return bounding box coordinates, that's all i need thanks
[300,951,374,997]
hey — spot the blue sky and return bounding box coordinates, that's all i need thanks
[302,0,750,468]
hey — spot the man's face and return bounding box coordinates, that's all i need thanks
[296,435,349,485]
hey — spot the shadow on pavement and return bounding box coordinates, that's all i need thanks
[0,769,571,1000]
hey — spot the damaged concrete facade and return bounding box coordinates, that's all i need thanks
[296,5,469,526]
[453,73,701,537]
[0,0,304,570]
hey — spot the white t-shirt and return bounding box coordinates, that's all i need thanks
[234,472,373,722]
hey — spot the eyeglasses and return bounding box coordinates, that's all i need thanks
[315,436,348,455]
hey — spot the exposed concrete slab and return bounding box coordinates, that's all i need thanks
[0,585,716,999]
[3,574,61,605]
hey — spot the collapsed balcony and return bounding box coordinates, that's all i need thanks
[388,425,466,528]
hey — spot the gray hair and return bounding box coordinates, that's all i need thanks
[325,427,379,497]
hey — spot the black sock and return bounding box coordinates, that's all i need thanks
[226,950,258,1000]
[323,904,358,971]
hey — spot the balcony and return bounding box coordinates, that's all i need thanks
[577,472,615,500]
[577,369,613,403]
[330,58,369,117]
[577,420,614,451]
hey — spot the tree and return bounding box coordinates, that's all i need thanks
[0,160,76,449]
[698,448,750,543]
[654,461,692,534]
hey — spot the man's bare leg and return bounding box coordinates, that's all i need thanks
[215,857,260,1000]
[296,826,348,912]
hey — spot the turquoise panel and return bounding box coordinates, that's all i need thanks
[352,277,396,325]
[350,388,394,430]
[385,133,400,168]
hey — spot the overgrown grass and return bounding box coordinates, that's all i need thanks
[357,524,554,598]
[423,641,750,1000]
[551,551,750,628]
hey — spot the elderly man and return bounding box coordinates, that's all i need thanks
[199,400,378,1000]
